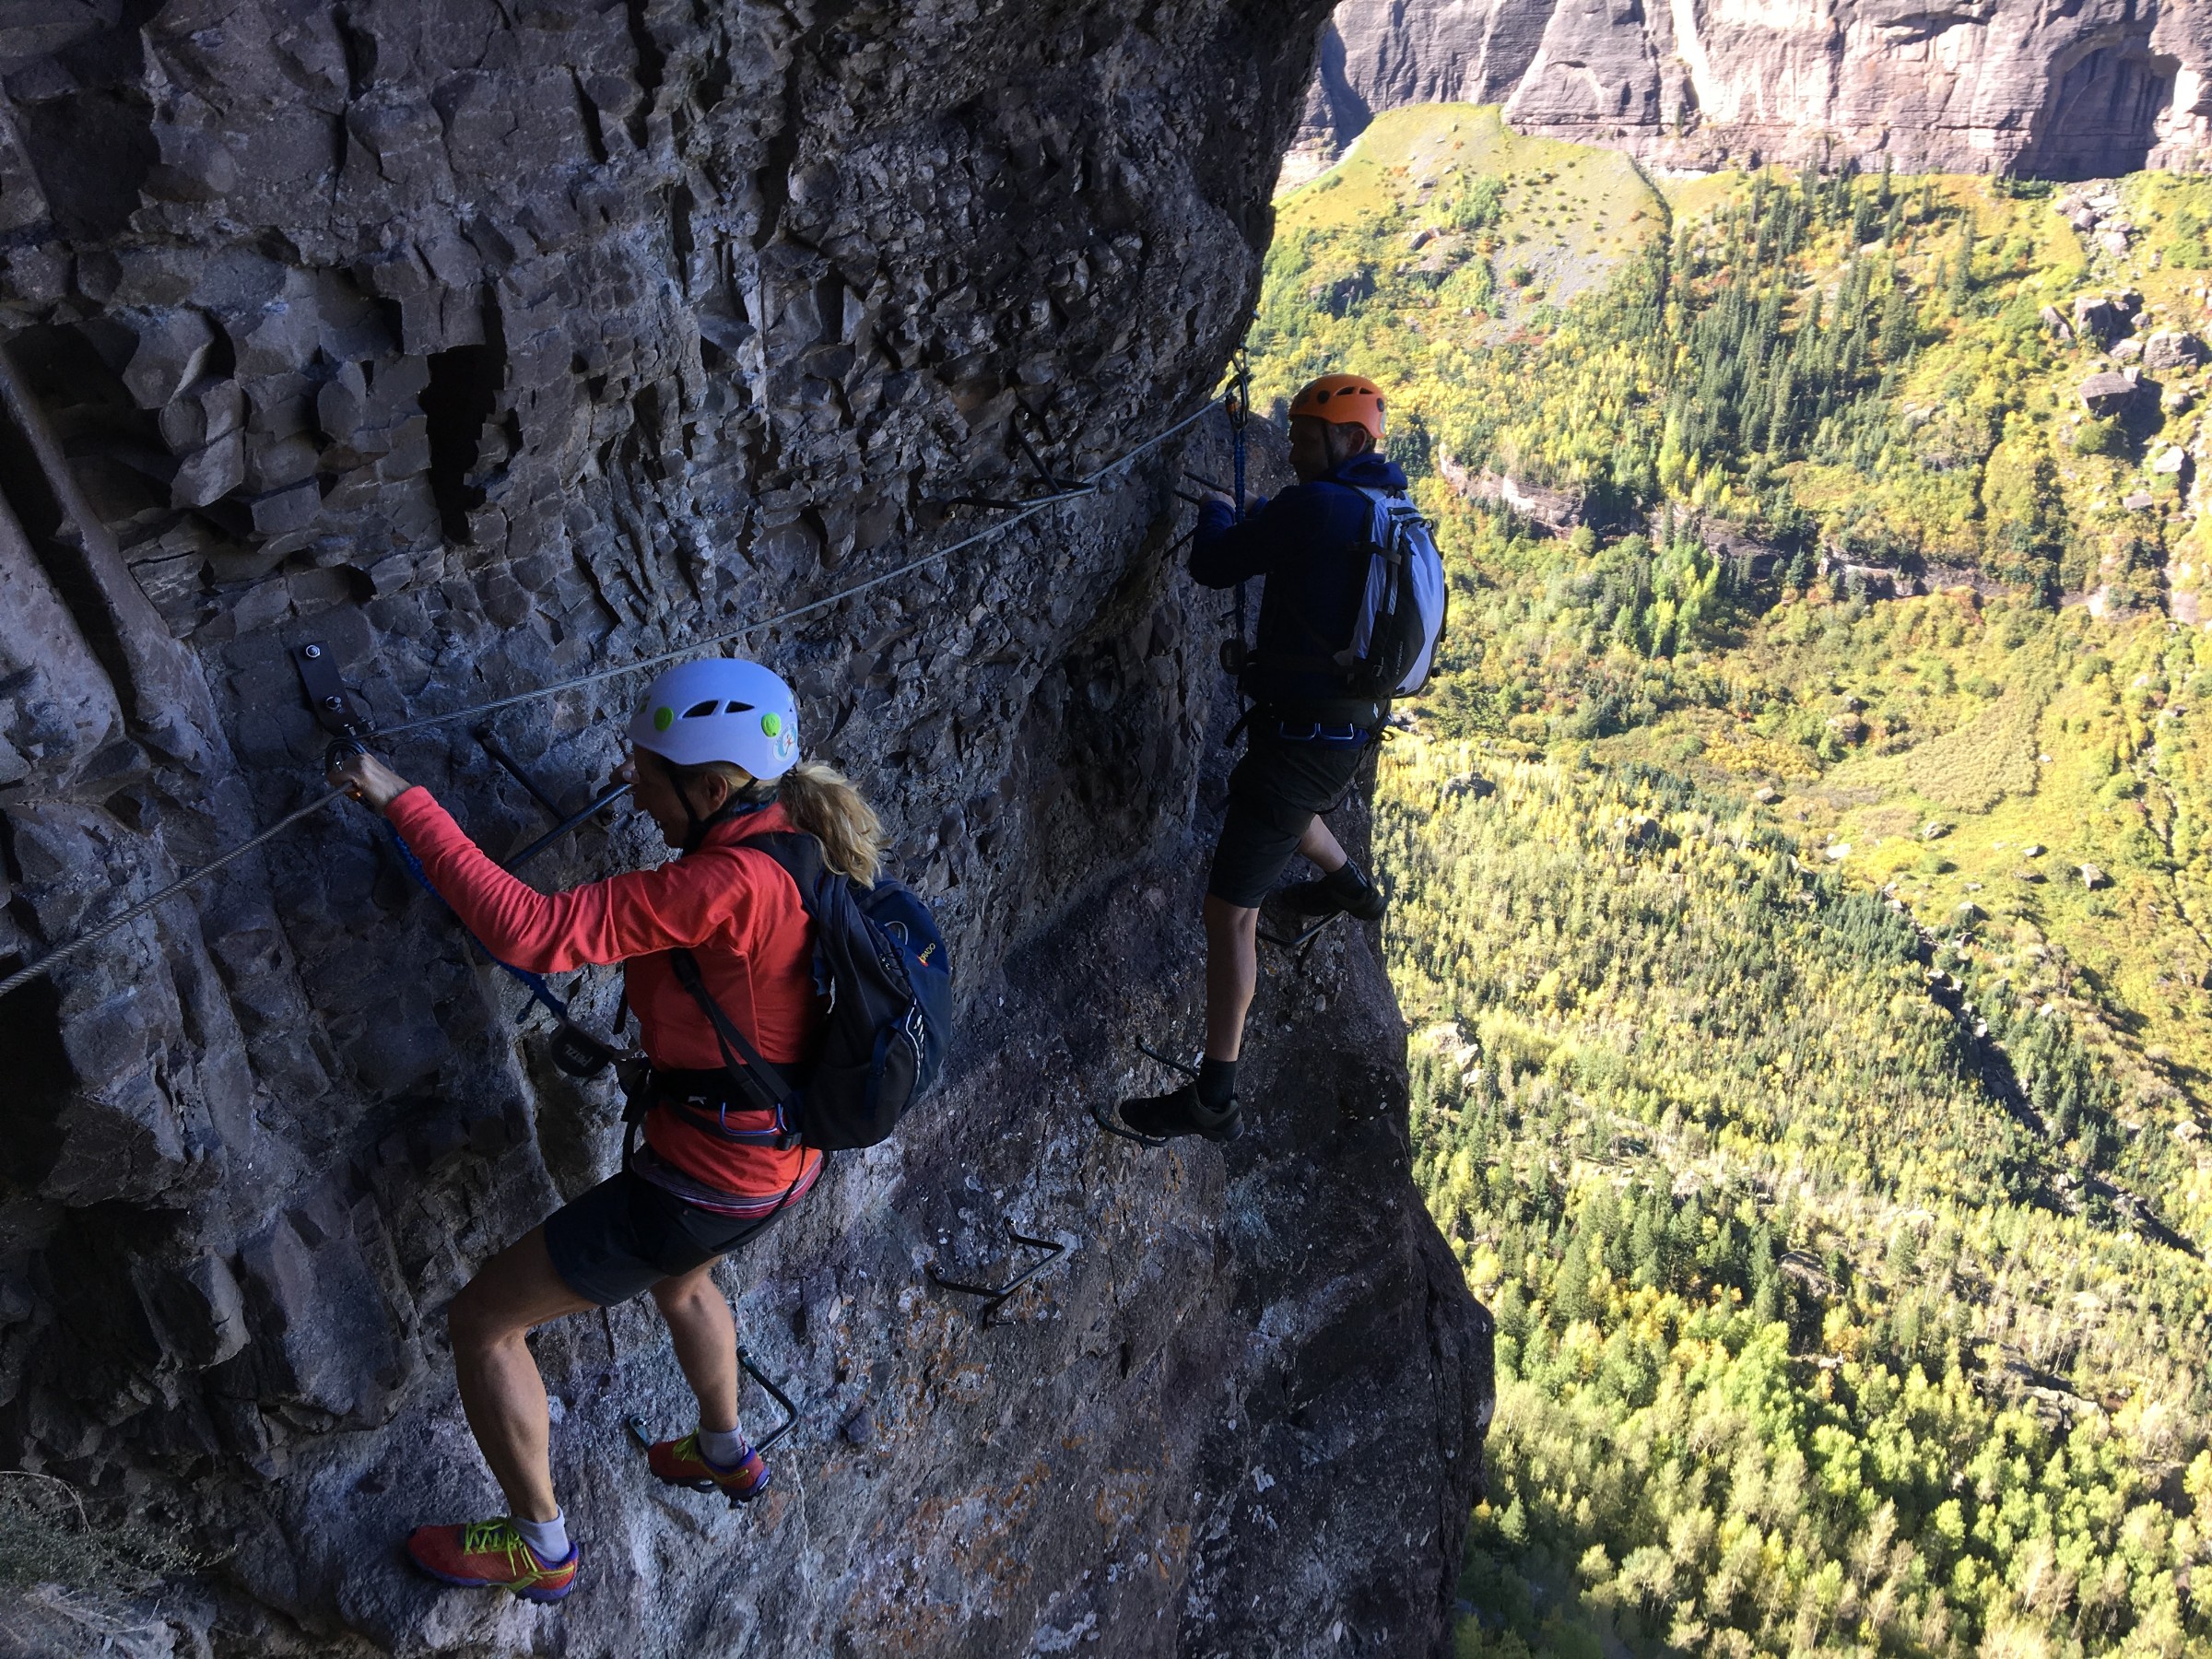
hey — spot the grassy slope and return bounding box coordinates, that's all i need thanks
[1253,108,2212,1658]
[1256,104,1665,409]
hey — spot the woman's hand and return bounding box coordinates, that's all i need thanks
[326,748,415,814]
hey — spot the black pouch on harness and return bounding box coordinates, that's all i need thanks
[547,1019,621,1078]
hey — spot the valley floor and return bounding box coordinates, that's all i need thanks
[1253,102,2212,1658]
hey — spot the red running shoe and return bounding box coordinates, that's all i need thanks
[406,1518,578,1602]
[647,1432,771,1507]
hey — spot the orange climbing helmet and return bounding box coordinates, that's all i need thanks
[1288,373,1387,441]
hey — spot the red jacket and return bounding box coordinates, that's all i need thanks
[385,788,823,1199]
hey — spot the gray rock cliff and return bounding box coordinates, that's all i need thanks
[0,2,1491,1653]
[1298,0,2212,178]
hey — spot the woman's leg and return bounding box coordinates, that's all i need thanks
[448,1226,595,1522]
[649,1260,741,1435]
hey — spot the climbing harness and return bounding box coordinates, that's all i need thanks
[0,400,1223,1003]
[926,1222,1070,1327]
[624,1345,801,1464]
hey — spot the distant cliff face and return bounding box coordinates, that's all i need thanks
[1297,0,2212,179]
[0,1,1491,1653]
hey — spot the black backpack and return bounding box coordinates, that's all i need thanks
[653,831,952,1153]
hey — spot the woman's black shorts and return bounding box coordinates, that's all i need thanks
[543,1170,782,1306]
[1206,721,1375,910]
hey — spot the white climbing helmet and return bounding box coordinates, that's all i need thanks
[628,658,801,780]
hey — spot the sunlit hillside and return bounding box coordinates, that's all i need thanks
[1251,106,2212,1658]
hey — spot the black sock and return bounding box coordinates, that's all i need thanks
[1197,1056,1238,1110]
[1322,861,1371,897]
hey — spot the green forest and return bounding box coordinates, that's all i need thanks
[1253,106,2212,1657]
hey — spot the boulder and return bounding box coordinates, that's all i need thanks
[2144,330,2207,371]
[2079,371,2137,417]
[2079,862,2110,888]
[2074,295,2122,341]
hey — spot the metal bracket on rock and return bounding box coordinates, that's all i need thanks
[475,725,564,818]
[624,1346,801,1462]
[927,1223,1070,1327]
[1258,913,1339,953]
[942,409,1096,512]
[290,641,373,737]
[472,725,633,871]
[1086,1039,1191,1147]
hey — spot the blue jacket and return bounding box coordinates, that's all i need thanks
[1190,453,1409,716]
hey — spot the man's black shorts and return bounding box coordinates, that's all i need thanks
[1206,719,1374,909]
[543,1169,782,1306]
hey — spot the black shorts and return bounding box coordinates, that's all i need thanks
[543,1170,782,1307]
[1206,719,1374,909]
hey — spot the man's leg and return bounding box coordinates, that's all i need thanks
[448,1226,595,1523]
[650,1260,740,1434]
[1203,894,1261,1063]
[1282,794,1386,922]
[1299,814,1347,876]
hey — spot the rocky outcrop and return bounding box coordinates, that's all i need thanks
[0,3,1489,1653]
[1297,0,2212,179]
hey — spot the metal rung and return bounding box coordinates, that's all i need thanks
[927,1223,1069,1326]
[1258,913,1338,951]
[622,1345,801,1459]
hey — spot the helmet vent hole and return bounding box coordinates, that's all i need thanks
[724,701,754,714]
[681,700,721,719]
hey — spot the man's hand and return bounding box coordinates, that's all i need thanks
[1202,490,1235,514]
[327,748,415,814]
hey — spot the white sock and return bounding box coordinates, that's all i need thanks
[512,1510,570,1563]
[698,1425,748,1467]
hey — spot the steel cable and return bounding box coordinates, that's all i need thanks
[372,402,1219,739]
[0,784,354,1000]
[0,400,1223,1000]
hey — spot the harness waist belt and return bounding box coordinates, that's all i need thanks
[646,1064,814,1150]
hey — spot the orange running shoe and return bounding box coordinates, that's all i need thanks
[406,1518,578,1602]
[647,1432,771,1507]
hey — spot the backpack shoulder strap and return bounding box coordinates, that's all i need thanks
[668,947,796,1113]
[735,829,829,908]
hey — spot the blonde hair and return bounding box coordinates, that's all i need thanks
[670,758,886,885]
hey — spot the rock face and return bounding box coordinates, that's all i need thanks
[1297,0,2212,179]
[0,3,1490,1654]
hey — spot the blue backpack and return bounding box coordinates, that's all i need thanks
[665,831,952,1153]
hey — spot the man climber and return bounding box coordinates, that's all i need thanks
[1111,373,1406,1144]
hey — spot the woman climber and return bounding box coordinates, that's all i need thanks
[327,657,883,1604]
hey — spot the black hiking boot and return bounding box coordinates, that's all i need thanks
[1278,861,1388,923]
[1112,1082,1241,1144]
